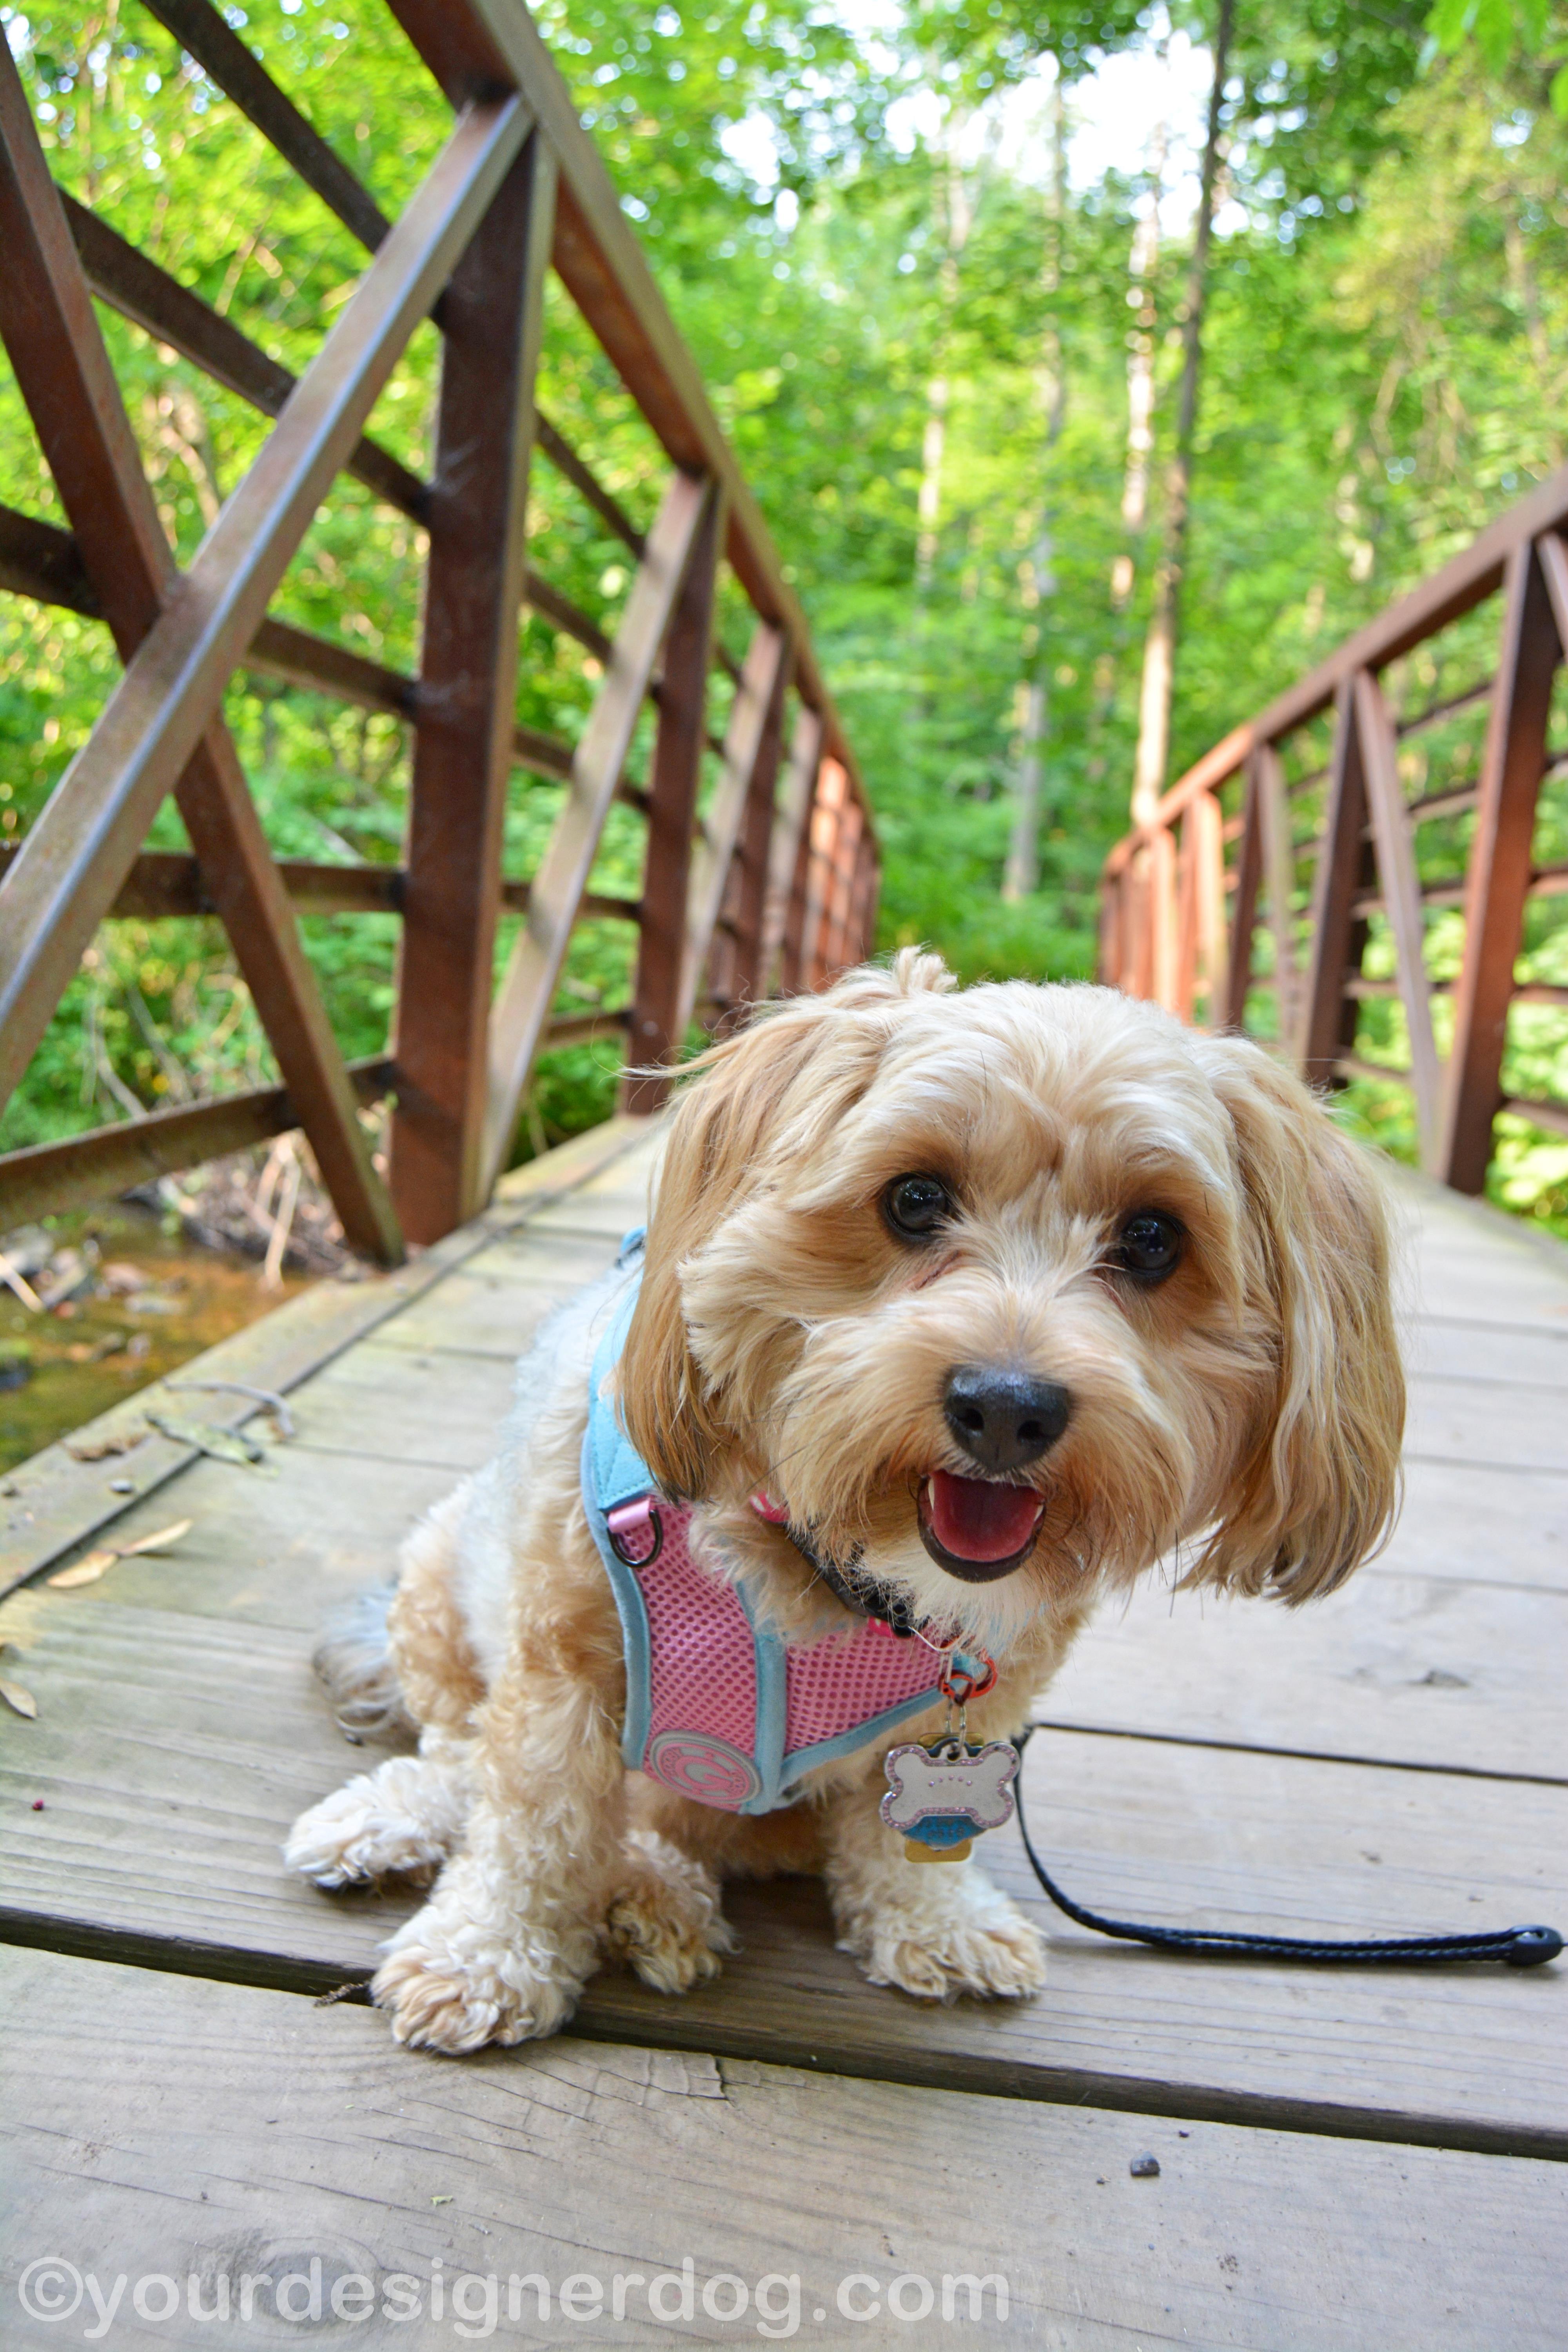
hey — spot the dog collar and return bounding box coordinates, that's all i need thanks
[749,1489,923,1638]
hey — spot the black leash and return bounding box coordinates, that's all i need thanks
[780,1512,1562,1969]
[1011,1727,1562,1968]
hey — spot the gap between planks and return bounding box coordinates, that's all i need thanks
[4,1639,1563,2167]
[2,1905,1563,2165]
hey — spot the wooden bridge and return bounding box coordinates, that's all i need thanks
[2,1121,1565,2344]
[1,3,1566,2344]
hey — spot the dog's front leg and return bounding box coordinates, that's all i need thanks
[372,1652,623,2054]
[822,1769,1047,2002]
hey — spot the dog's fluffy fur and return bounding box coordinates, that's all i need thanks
[285,955,1404,2053]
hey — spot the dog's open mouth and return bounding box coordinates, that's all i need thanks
[917,1472,1045,1582]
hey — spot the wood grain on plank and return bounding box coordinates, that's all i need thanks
[272,1170,657,1458]
[2,1601,1562,2149]
[5,1949,1563,2352]
[1404,1373,1566,1477]
[1408,1269,1568,1333]
[383,1249,648,1347]
[272,1341,523,1474]
[522,1194,656,1240]
[0,1445,457,1630]
[371,1241,622,1357]
[365,1151,655,1359]
[1044,1569,1568,1779]
[1406,1316,1568,1388]
[0,1602,418,1965]
[1397,1208,1568,1330]
[1380,1458,1568,1594]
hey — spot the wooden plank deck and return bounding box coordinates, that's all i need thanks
[2,1125,1565,2347]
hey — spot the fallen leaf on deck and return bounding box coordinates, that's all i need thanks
[118,1518,194,1558]
[46,1519,194,1591]
[65,1429,147,1462]
[0,1680,38,1719]
[47,1551,118,1589]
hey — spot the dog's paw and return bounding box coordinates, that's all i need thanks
[283,1761,459,1889]
[603,1830,736,1996]
[843,1878,1047,2003]
[372,1912,577,2054]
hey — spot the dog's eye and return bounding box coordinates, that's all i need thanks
[884,1174,954,1239]
[1113,1210,1183,1282]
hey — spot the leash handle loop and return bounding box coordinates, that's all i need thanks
[1011,1728,1562,1969]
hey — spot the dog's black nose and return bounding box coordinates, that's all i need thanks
[943,1366,1071,1474]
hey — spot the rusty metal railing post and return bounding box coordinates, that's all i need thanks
[0,1,876,1243]
[1439,542,1559,1191]
[621,486,725,1115]
[391,130,557,1243]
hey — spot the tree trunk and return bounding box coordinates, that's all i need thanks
[1129,0,1234,828]
[913,132,977,600]
[1003,678,1047,901]
[1113,97,1169,610]
[1002,78,1067,904]
[913,372,951,599]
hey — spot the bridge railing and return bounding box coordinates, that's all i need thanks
[0,0,875,1261]
[1100,465,1568,1193]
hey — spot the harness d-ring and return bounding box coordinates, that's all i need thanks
[607,1495,664,1568]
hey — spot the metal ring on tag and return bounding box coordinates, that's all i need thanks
[940,1651,998,1707]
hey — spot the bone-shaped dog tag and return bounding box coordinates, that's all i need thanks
[880,1737,1020,1864]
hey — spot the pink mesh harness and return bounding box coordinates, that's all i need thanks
[583,1257,960,1814]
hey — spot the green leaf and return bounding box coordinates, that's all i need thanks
[1472,0,1516,70]
[1425,0,1477,54]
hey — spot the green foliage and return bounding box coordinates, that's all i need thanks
[908,0,1149,92]
[1425,0,1568,114]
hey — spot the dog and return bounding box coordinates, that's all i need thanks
[285,952,1404,2053]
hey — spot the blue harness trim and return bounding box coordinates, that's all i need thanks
[581,1235,967,1814]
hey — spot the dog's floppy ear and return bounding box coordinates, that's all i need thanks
[616,959,944,1495]
[1192,1038,1405,1602]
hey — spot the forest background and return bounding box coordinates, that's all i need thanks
[2,0,1566,1234]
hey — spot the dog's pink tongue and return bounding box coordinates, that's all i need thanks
[926,1472,1044,1562]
